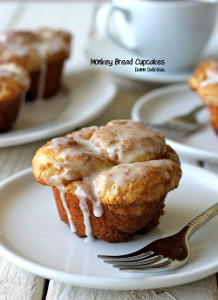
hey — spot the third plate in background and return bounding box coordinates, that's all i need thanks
[132,84,218,163]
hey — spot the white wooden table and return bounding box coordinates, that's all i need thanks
[0,1,217,299]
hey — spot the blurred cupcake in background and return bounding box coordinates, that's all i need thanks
[0,28,72,101]
[0,62,30,132]
[189,61,218,134]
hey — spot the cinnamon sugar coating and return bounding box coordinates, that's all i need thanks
[94,153,181,206]
[32,120,182,242]
[90,120,167,164]
[32,135,113,186]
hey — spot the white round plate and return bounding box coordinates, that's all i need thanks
[132,84,218,163]
[0,70,116,148]
[0,166,217,290]
[85,38,192,83]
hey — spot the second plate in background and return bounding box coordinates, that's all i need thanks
[0,70,116,148]
[132,84,218,163]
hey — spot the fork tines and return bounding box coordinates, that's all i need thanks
[97,251,174,272]
[97,251,153,262]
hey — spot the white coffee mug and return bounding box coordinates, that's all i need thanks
[96,0,218,71]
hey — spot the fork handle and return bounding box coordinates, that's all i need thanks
[185,202,218,239]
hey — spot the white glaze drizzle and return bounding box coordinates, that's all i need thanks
[81,176,103,218]
[91,120,165,164]
[39,35,70,55]
[0,30,70,100]
[47,134,104,238]
[48,134,99,154]
[47,138,103,185]
[47,134,110,185]
[68,176,103,238]
[43,122,172,240]
[0,43,29,61]
[0,30,70,59]
[47,136,71,149]
[58,184,76,232]
[90,177,103,217]
[71,127,100,155]
[37,60,47,99]
[74,184,92,237]
[94,160,173,193]
[49,163,79,185]
[200,62,218,87]
[0,63,30,89]
[84,236,96,243]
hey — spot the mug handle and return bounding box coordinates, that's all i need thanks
[96,3,136,52]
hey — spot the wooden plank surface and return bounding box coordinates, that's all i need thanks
[46,276,218,300]
[0,257,45,300]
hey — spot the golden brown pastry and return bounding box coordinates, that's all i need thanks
[32,120,182,242]
[188,61,218,134]
[0,28,71,100]
[0,62,30,132]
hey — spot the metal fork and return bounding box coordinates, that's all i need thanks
[97,203,218,272]
[145,104,205,139]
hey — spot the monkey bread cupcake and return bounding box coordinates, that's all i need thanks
[0,62,30,132]
[188,61,218,134]
[0,28,71,100]
[32,120,182,243]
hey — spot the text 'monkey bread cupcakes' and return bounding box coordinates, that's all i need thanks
[0,28,71,101]
[32,120,182,243]
[0,63,30,132]
[188,61,218,134]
